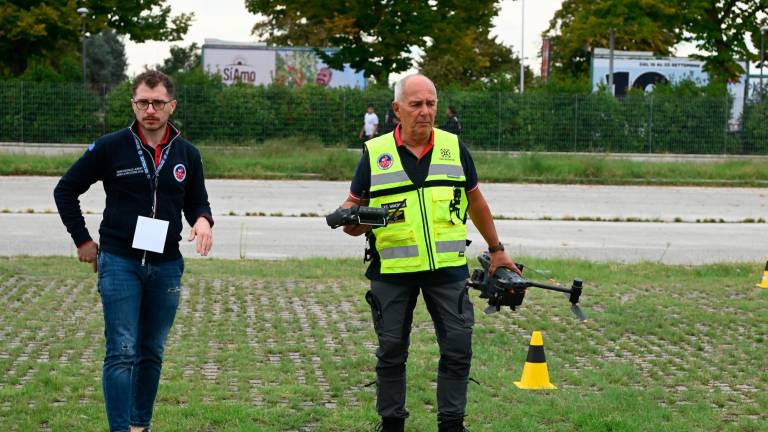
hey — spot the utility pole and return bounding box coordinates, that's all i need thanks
[520,0,525,93]
[761,26,768,96]
[77,7,89,86]
[608,28,615,96]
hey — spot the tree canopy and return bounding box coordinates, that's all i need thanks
[417,3,525,89]
[246,0,516,86]
[681,0,768,81]
[545,0,681,77]
[157,43,202,76]
[0,0,193,78]
[546,0,768,82]
[85,28,127,90]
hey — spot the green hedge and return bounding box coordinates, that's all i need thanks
[0,81,102,143]
[2,79,767,154]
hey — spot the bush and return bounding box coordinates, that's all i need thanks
[2,76,768,154]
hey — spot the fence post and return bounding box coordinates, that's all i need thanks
[573,95,578,151]
[723,91,728,155]
[343,91,347,138]
[647,95,653,153]
[102,84,107,136]
[20,81,24,143]
[497,90,501,151]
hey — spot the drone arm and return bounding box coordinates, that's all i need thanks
[523,280,583,305]
[525,281,572,294]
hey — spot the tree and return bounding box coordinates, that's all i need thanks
[680,1,768,82]
[416,3,524,88]
[545,0,681,77]
[419,27,520,88]
[546,0,768,82]
[0,1,193,77]
[85,28,127,90]
[157,43,202,76]
[246,0,505,85]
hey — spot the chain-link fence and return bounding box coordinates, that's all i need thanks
[1,80,766,154]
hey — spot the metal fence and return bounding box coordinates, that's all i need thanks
[1,81,766,154]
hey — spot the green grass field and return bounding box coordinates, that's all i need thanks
[2,138,768,186]
[0,256,766,431]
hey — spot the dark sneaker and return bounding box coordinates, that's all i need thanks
[376,416,405,432]
[438,419,468,432]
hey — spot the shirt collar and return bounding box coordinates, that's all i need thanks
[135,123,171,148]
[393,124,434,161]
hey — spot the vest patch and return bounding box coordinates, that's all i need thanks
[377,153,394,170]
[382,200,407,224]
[174,164,187,182]
[440,148,453,160]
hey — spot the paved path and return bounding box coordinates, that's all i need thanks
[2,177,767,222]
[2,177,765,264]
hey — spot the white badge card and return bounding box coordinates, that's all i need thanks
[132,216,169,253]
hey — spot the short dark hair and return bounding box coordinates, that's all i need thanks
[132,70,175,99]
[447,105,457,116]
[367,103,375,109]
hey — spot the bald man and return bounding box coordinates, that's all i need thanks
[338,74,518,432]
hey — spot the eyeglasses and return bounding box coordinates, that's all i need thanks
[132,99,174,111]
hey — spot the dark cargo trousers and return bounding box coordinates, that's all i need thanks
[366,279,474,422]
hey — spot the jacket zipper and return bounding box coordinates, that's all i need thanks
[130,127,176,266]
[417,189,435,270]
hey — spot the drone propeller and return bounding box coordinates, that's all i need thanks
[571,302,587,322]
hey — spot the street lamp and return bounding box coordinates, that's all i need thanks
[77,7,88,86]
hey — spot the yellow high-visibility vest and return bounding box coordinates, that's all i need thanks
[367,128,468,274]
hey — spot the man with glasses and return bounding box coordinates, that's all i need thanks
[54,70,213,432]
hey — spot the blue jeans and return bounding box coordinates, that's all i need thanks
[97,251,184,432]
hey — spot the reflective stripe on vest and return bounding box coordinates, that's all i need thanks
[366,128,468,274]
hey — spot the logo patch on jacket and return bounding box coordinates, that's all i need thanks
[440,148,453,160]
[377,153,394,170]
[173,164,187,182]
[382,200,406,223]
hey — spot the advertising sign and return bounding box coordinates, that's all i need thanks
[591,48,747,130]
[202,39,367,88]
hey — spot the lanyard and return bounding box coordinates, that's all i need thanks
[133,135,170,217]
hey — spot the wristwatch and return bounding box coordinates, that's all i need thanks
[488,242,504,253]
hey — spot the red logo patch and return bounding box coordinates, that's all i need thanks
[173,164,186,182]
[377,153,394,170]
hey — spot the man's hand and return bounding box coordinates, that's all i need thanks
[489,250,521,276]
[77,240,99,273]
[340,198,372,237]
[188,217,213,256]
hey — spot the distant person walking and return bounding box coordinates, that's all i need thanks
[54,70,214,432]
[379,101,400,135]
[359,103,380,141]
[441,105,463,136]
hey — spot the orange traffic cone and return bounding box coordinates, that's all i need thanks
[757,261,768,289]
[514,331,556,390]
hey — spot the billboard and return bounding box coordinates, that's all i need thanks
[202,39,367,88]
[591,48,748,130]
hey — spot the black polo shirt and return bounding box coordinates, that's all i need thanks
[349,125,479,285]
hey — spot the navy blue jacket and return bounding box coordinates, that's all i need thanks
[54,122,213,263]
